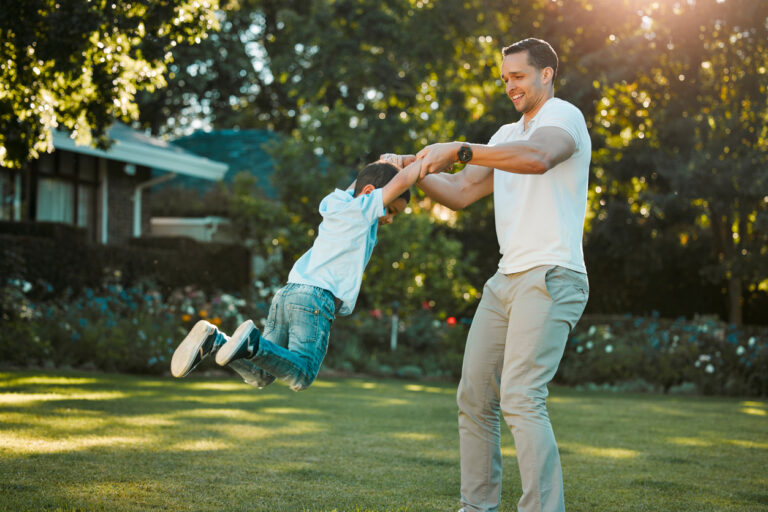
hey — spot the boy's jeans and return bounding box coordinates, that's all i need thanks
[229,283,336,391]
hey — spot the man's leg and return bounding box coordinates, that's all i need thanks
[457,273,512,512]
[500,266,588,512]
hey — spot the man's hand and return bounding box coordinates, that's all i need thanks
[416,142,461,177]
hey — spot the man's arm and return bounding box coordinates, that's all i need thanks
[417,163,494,211]
[378,152,494,210]
[418,126,577,176]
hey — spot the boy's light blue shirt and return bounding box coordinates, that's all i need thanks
[287,188,384,316]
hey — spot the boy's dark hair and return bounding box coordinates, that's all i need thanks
[353,161,411,203]
[502,38,558,81]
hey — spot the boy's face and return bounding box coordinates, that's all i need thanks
[379,198,407,226]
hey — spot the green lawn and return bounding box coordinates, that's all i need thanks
[0,371,766,512]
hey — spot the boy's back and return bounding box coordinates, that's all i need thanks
[288,187,384,316]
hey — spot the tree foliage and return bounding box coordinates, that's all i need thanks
[592,0,768,323]
[133,0,768,324]
[0,0,219,168]
[4,0,752,323]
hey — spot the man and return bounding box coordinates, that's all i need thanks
[398,38,590,512]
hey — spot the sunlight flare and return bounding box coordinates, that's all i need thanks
[0,433,146,454]
[560,442,641,459]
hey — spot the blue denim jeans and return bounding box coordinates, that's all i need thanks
[228,283,335,391]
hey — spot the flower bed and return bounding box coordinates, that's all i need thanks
[559,314,768,396]
[2,277,766,396]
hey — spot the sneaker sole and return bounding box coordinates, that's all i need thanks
[215,319,255,366]
[171,320,214,378]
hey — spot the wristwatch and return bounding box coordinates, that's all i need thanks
[457,144,473,164]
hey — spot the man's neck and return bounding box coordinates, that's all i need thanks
[523,92,555,130]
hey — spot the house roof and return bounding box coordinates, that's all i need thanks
[171,129,277,197]
[51,123,228,181]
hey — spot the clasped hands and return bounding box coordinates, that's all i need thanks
[380,141,464,179]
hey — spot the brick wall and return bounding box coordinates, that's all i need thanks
[106,160,151,245]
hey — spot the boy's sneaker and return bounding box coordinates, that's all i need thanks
[171,320,229,378]
[215,319,259,366]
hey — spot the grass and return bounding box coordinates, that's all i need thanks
[0,371,766,512]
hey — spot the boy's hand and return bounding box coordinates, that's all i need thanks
[379,153,417,169]
[379,153,403,168]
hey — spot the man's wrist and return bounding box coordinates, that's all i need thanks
[457,143,473,164]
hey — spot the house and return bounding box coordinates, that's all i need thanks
[0,123,228,244]
[146,129,277,244]
[150,215,234,243]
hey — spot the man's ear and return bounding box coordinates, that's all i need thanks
[542,66,554,86]
[361,184,375,195]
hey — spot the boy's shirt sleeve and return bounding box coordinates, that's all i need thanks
[349,188,385,224]
[319,188,385,225]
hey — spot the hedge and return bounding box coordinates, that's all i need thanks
[0,221,250,296]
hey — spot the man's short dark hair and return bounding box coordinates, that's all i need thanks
[353,161,411,203]
[502,38,558,80]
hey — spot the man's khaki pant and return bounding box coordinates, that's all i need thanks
[458,266,589,512]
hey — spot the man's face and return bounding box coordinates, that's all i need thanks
[379,198,407,226]
[501,51,550,114]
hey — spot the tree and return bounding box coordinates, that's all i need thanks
[0,0,219,168]
[139,0,768,323]
[592,0,768,324]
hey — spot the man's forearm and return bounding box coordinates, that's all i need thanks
[466,141,550,175]
[419,128,575,176]
[417,172,469,210]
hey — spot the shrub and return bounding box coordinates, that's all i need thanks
[558,314,768,396]
[326,310,467,379]
[0,274,263,373]
[2,271,766,397]
[0,230,250,297]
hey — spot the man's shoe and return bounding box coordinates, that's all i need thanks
[215,319,259,366]
[171,320,228,378]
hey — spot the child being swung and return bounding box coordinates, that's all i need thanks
[171,156,421,390]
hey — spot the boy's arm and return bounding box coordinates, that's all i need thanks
[380,158,422,206]
[379,152,493,210]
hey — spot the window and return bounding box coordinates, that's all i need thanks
[37,178,75,222]
[77,184,94,228]
[34,151,99,240]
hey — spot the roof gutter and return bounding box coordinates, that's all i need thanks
[51,130,227,181]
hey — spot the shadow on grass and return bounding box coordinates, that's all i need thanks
[0,370,462,511]
[1,372,766,512]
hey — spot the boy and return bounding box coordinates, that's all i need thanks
[170,156,421,391]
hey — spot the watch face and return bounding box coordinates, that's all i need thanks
[458,145,472,163]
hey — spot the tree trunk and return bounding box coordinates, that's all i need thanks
[710,208,743,325]
[727,276,743,326]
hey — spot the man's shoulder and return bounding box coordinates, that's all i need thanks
[490,120,522,143]
[543,97,586,120]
